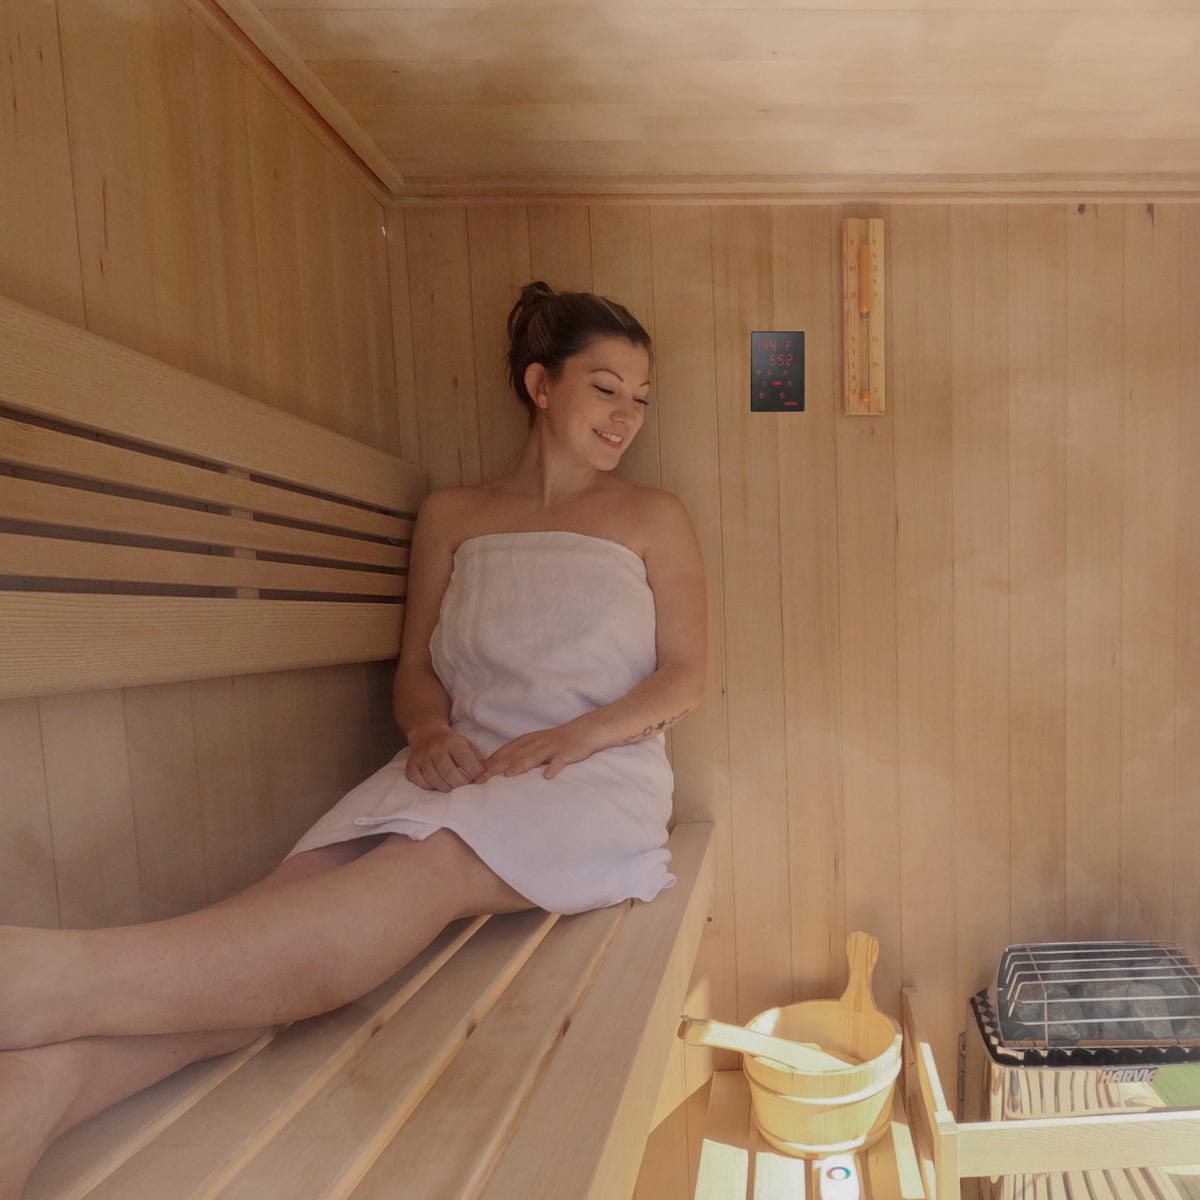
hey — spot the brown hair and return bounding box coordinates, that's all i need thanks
[506,282,652,423]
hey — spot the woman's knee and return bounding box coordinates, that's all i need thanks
[383,831,533,917]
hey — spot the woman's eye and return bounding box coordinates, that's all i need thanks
[596,386,615,396]
[635,397,650,407]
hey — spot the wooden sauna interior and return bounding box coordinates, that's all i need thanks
[2,1,1199,1195]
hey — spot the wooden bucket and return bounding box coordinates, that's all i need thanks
[742,932,902,1157]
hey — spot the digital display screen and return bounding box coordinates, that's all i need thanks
[751,331,804,412]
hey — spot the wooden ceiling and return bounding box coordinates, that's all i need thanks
[216,1,1200,199]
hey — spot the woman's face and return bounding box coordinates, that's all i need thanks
[527,337,651,469]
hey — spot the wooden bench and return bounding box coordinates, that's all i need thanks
[2,294,719,1200]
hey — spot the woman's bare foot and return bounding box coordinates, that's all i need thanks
[0,1048,78,1200]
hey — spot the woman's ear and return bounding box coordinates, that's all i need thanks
[524,362,551,411]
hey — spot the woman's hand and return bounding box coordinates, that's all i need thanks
[480,719,600,783]
[405,726,487,792]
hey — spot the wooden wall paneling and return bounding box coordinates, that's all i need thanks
[1176,205,1200,959]
[0,698,60,927]
[38,690,143,928]
[527,206,593,294]
[1063,203,1124,941]
[289,127,346,429]
[710,207,792,1024]
[646,204,735,1116]
[1006,205,1068,943]
[363,657,404,774]
[127,0,218,380]
[949,206,1012,1006]
[890,205,958,1078]
[386,209,422,465]
[589,205,662,489]
[355,186,404,456]
[245,72,312,415]
[0,0,83,325]
[55,0,157,350]
[190,675,263,903]
[242,669,314,869]
[326,156,380,446]
[122,681,209,921]
[1119,203,1180,941]
[190,18,269,400]
[832,205,902,1013]
[768,205,845,999]
[405,206,481,488]
[289,665,357,832]
[465,206,532,481]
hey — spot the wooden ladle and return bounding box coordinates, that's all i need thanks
[678,1017,857,1072]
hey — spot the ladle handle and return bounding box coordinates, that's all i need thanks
[840,931,880,1015]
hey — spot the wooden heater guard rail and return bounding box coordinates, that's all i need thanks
[0,293,425,698]
[901,989,1200,1200]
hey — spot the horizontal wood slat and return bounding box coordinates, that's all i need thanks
[0,594,403,698]
[0,415,412,540]
[0,475,404,568]
[0,533,405,596]
[0,294,424,513]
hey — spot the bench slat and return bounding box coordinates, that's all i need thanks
[351,903,628,1200]
[0,533,405,596]
[0,415,413,537]
[211,909,558,1200]
[477,821,717,1200]
[0,476,405,569]
[0,594,403,698]
[25,920,486,1200]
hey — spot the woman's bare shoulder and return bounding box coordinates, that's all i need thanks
[616,484,698,555]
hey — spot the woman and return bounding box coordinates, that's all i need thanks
[0,282,706,1198]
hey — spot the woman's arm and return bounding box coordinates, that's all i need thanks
[480,491,707,782]
[393,490,488,792]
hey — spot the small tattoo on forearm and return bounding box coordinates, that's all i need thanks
[622,708,691,744]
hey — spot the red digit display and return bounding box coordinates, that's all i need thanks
[751,330,804,413]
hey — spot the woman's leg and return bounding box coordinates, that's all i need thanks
[0,830,531,1050]
[0,1027,264,1200]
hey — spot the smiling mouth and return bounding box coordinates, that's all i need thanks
[594,429,624,447]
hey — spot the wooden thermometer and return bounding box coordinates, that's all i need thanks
[842,218,885,415]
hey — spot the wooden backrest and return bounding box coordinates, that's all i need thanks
[0,295,426,699]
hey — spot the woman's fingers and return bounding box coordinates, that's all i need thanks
[406,733,487,791]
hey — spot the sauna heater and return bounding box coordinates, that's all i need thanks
[965,940,1200,1199]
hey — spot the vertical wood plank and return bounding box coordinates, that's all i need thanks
[1120,202,1180,941]
[123,681,208,920]
[357,186,404,456]
[950,206,1011,1002]
[191,676,262,903]
[127,0,217,379]
[466,205,532,481]
[1176,205,1200,959]
[890,204,958,1075]
[0,698,60,927]
[56,0,157,351]
[648,207,736,1101]
[39,690,142,928]
[834,205,902,1012]
[590,205,662,489]
[769,205,845,1000]
[0,0,83,325]
[289,126,345,429]
[386,207,423,466]
[711,206,791,1024]
[190,20,268,400]
[1064,203,1124,941]
[527,206,592,292]
[1007,204,1068,943]
[245,71,311,416]
[406,206,481,489]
